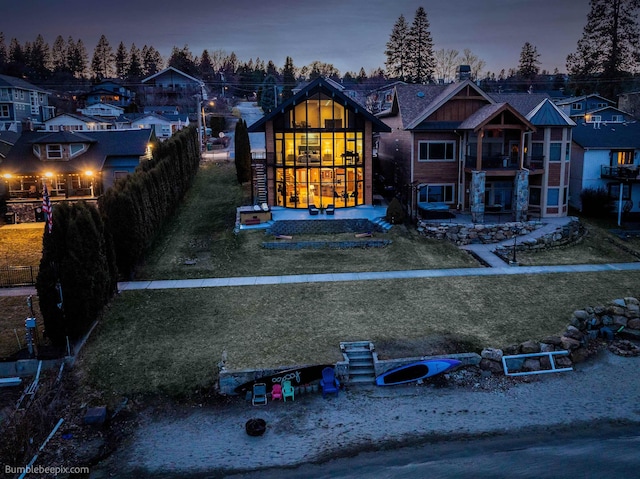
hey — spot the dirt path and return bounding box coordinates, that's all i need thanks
[92,350,640,478]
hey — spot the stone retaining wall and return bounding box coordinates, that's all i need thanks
[268,219,385,236]
[7,199,98,223]
[479,297,640,374]
[262,239,392,250]
[418,220,544,245]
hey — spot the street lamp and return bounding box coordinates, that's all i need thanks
[510,226,519,266]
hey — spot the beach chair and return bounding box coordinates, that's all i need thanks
[252,383,267,406]
[282,380,295,401]
[319,367,340,398]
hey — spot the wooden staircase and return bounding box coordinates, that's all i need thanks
[253,162,267,204]
[340,341,376,385]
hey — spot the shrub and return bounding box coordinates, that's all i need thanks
[386,197,405,224]
[580,187,613,218]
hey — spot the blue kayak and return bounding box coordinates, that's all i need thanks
[376,359,461,386]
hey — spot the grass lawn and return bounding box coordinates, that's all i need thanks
[0,226,44,267]
[84,270,640,396]
[0,297,44,360]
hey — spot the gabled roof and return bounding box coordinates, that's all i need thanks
[247,77,391,133]
[405,80,495,130]
[0,131,19,159]
[46,112,114,124]
[142,66,203,85]
[583,105,633,116]
[31,130,96,144]
[526,99,576,127]
[0,74,47,93]
[81,102,125,112]
[555,93,615,106]
[1,129,153,174]
[457,102,535,132]
[386,83,449,129]
[572,121,640,149]
[489,92,551,117]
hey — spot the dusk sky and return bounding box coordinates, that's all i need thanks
[3,0,591,76]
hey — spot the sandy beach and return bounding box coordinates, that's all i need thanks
[91,348,640,478]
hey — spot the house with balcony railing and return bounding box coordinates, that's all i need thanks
[375,80,575,222]
[0,74,55,132]
[570,121,640,221]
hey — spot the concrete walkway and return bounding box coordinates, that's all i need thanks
[116,262,640,291]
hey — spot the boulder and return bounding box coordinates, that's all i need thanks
[625,304,639,318]
[555,356,573,368]
[627,318,640,330]
[561,336,581,350]
[570,347,590,363]
[564,325,584,341]
[523,358,542,371]
[624,297,639,306]
[542,335,563,346]
[573,310,590,321]
[481,348,503,361]
[540,343,555,353]
[540,355,552,370]
[520,340,540,354]
[479,358,504,373]
[612,315,628,328]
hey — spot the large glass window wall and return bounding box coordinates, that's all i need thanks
[274,93,365,208]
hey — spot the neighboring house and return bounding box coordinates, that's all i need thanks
[376,80,575,221]
[143,105,180,115]
[555,94,616,120]
[618,91,640,120]
[77,103,125,119]
[1,129,154,205]
[141,67,207,116]
[82,79,135,108]
[581,106,635,125]
[118,112,189,140]
[366,81,405,115]
[0,74,55,132]
[569,121,640,218]
[44,112,115,131]
[0,130,19,160]
[247,77,391,208]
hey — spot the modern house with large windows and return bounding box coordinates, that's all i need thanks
[247,77,391,209]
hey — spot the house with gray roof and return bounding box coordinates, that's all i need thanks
[1,129,154,222]
[0,74,56,132]
[570,121,640,221]
[376,80,575,222]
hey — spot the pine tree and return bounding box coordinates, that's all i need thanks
[28,34,50,81]
[0,32,6,72]
[69,38,88,79]
[199,49,215,82]
[385,14,409,81]
[142,45,163,76]
[234,119,252,184]
[566,0,640,97]
[51,35,67,73]
[115,41,129,79]
[406,7,435,83]
[518,42,541,80]
[260,74,277,112]
[281,56,296,101]
[168,44,197,76]
[127,43,143,79]
[91,34,114,80]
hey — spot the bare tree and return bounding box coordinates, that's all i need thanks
[434,48,459,83]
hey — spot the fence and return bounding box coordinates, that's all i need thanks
[0,266,39,287]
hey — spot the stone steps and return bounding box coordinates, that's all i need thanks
[341,341,376,385]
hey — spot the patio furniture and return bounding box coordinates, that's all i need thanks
[271,383,282,401]
[319,367,340,398]
[326,204,335,215]
[309,204,319,215]
[282,380,295,401]
[252,383,267,406]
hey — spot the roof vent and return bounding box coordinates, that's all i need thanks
[417,91,425,98]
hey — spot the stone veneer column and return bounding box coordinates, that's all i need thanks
[470,170,485,223]
[513,169,529,222]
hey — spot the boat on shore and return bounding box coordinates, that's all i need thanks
[376,359,461,386]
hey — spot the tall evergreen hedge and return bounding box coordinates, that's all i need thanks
[234,119,252,184]
[99,126,200,277]
[36,201,115,346]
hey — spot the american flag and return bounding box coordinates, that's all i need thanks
[42,183,52,233]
